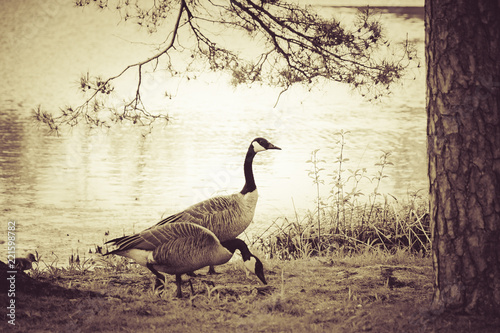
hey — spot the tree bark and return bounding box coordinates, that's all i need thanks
[426,0,500,315]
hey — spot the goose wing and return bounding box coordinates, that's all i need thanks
[151,193,252,241]
[106,222,215,253]
[106,223,229,271]
[150,223,226,269]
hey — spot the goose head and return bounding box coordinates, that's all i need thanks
[243,255,267,285]
[251,137,281,153]
[27,253,37,262]
[220,239,267,284]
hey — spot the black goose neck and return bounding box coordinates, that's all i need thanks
[240,146,257,194]
[221,239,252,261]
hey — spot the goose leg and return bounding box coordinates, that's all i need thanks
[207,265,218,275]
[188,278,195,295]
[147,263,166,290]
[175,274,183,298]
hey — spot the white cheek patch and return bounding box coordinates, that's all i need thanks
[252,141,266,153]
[243,257,257,274]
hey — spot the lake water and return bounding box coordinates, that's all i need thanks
[0,0,426,264]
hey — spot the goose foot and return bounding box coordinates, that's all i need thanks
[147,263,166,292]
[154,277,166,291]
[207,266,219,275]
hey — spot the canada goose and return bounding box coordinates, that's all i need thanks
[15,253,36,271]
[151,137,280,273]
[105,222,267,298]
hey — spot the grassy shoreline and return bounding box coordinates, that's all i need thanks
[2,250,499,332]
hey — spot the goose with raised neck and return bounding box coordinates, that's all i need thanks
[150,137,281,243]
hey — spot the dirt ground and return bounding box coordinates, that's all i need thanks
[1,255,499,332]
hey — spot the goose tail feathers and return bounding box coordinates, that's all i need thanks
[104,234,143,255]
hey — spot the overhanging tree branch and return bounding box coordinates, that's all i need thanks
[36,0,416,132]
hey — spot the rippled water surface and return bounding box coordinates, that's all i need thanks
[0,0,426,262]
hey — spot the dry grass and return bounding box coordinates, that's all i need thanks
[2,250,499,332]
[252,186,430,262]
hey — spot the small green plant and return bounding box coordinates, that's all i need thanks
[66,250,94,274]
[329,130,350,231]
[364,150,393,224]
[27,251,44,279]
[98,254,133,272]
[306,149,326,253]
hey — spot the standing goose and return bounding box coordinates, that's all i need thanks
[153,137,280,241]
[105,222,266,298]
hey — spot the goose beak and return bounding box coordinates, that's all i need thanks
[267,142,281,150]
[256,270,267,285]
[254,260,267,285]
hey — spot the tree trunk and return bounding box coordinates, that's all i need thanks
[426,0,500,315]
